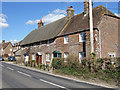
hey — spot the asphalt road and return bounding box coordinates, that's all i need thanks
[0,61,115,89]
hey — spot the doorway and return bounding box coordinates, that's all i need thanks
[36,52,42,65]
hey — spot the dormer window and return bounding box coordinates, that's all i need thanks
[79,32,86,42]
[64,36,69,44]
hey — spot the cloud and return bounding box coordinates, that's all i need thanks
[0,14,9,28]
[42,9,66,24]
[0,14,7,18]
[114,13,120,17]
[9,40,18,43]
[26,20,39,25]
[52,9,66,15]
[26,9,66,25]
[0,22,9,28]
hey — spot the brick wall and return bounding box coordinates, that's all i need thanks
[3,43,13,57]
[85,29,100,58]
[98,15,119,58]
[21,30,101,64]
[56,33,86,57]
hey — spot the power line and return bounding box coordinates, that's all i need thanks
[107,8,119,10]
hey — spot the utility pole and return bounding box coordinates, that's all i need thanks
[89,0,94,53]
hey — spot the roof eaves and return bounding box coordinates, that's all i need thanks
[57,27,98,37]
[3,42,11,49]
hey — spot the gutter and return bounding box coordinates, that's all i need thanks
[57,27,98,37]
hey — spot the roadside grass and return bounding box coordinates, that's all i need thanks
[4,59,9,62]
[52,56,120,87]
[54,67,119,84]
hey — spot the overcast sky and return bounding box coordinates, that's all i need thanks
[0,1,119,43]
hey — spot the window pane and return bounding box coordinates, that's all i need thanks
[79,52,86,63]
[80,32,85,42]
[64,53,69,58]
[58,53,62,58]
[46,53,50,60]
[64,36,69,44]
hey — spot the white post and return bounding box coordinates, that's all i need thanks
[89,0,94,53]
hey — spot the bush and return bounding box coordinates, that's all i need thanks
[71,62,79,69]
[53,56,120,86]
[43,64,46,70]
[64,55,79,68]
[52,57,63,69]
[46,64,49,71]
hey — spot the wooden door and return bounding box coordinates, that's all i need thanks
[39,55,42,64]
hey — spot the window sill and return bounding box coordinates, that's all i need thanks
[64,43,68,44]
[79,40,85,42]
[46,60,50,62]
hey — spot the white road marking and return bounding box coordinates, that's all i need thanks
[17,71,32,77]
[0,64,4,67]
[7,67,14,71]
[40,79,67,89]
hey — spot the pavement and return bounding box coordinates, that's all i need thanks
[0,61,118,89]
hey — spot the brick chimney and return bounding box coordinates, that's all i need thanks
[38,19,44,29]
[84,0,93,15]
[66,6,74,19]
[2,40,5,43]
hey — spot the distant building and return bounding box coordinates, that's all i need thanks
[0,40,13,58]
[20,1,120,65]
[13,41,22,61]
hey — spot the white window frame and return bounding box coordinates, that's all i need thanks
[64,52,69,58]
[46,53,50,62]
[47,40,49,46]
[64,36,69,44]
[79,52,86,63]
[79,32,86,42]
[32,54,36,60]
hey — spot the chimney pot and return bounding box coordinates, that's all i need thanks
[38,19,44,29]
[66,6,74,19]
[2,40,5,43]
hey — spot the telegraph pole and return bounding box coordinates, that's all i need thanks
[89,0,94,53]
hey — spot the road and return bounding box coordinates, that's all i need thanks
[0,61,115,89]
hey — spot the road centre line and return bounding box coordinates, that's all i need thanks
[17,71,32,77]
[40,79,67,89]
[7,67,14,70]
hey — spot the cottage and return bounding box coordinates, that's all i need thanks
[20,1,120,65]
[0,40,13,58]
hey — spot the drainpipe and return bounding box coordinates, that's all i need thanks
[98,27,102,58]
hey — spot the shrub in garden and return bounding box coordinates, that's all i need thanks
[46,64,49,71]
[43,64,46,70]
[40,63,43,69]
[65,55,79,68]
[52,57,63,69]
